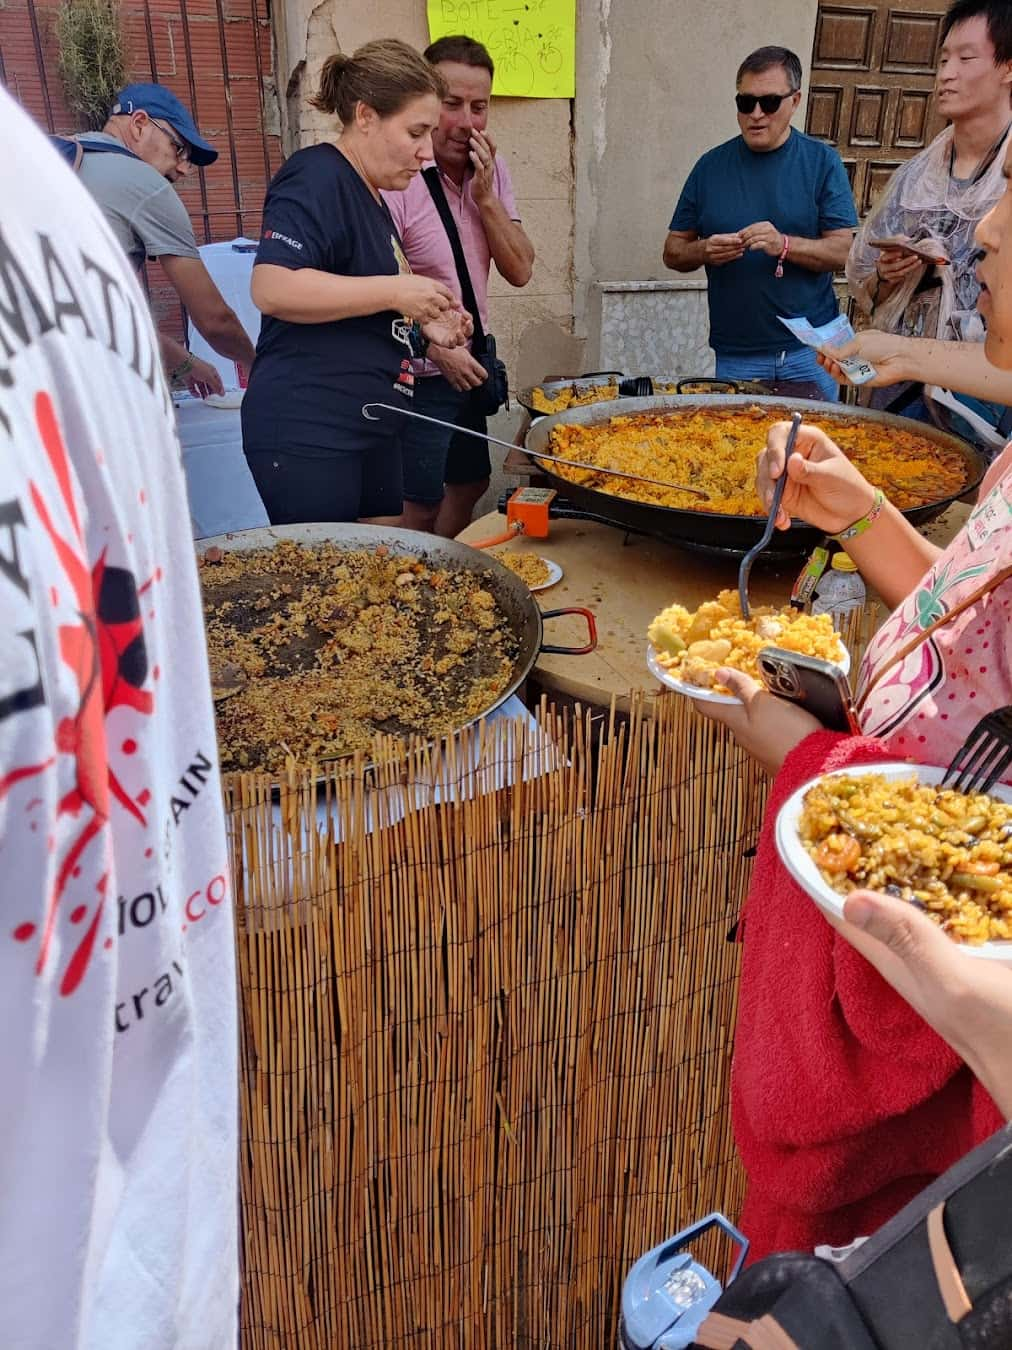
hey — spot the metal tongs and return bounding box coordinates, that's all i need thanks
[361,403,710,500]
[737,411,802,619]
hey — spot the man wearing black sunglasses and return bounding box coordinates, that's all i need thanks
[664,46,856,399]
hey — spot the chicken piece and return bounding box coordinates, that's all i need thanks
[755,615,784,641]
[686,638,732,664]
[685,599,734,644]
[679,638,734,688]
[681,658,719,688]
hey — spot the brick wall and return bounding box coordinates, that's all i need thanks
[2,0,282,338]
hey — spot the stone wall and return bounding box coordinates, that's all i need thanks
[270,0,575,383]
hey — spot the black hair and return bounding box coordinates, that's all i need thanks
[942,0,1012,63]
[736,46,803,91]
[424,34,495,80]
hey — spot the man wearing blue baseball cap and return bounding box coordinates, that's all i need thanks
[110,81,219,168]
[69,82,256,392]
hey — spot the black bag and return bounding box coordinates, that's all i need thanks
[422,166,509,417]
[692,1126,1012,1349]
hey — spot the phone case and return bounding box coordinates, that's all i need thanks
[758,647,860,735]
[867,237,949,265]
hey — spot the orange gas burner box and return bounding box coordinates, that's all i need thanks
[506,487,557,539]
[468,487,558,549]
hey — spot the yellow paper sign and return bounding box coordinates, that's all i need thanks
[426,0,575,99]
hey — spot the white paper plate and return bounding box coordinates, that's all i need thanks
[529,560,563,592]
[776,762,1012,965]
[647,642,850,706]
[202,390,245,410]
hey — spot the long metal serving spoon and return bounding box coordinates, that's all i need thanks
[737,411,803,620]
[361,402,710,500]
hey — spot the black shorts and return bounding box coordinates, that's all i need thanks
[244,442,403,524]
[402,374,490,505]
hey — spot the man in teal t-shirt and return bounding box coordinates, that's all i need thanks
[664,46,857,400]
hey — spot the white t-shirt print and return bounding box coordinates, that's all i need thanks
[0,90,237,1350]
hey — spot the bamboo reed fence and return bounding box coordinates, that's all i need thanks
[224,685,786,1348]
[226,611,881,1347]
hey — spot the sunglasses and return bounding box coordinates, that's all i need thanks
[735,92,796,115]
[150,119,191,163]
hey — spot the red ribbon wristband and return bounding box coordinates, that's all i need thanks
[775,233,790,279]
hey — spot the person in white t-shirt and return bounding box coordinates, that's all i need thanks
[0,88,237,1349]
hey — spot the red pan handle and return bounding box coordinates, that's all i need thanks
[538,607,598,655]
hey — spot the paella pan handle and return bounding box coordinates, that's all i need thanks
[675,376,740,394]
[539,607,598,656]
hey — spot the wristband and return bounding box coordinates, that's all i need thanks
[407,321,429,359]
[171,355,195,383]
[774,234,790,279]
[831,488,885,542]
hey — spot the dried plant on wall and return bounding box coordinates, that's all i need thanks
[54,0,127,130]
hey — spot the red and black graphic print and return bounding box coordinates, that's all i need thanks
[4,391,161,995]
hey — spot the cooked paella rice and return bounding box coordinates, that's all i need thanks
[530,379,681,414]
[543,405,968,516]
[531,382,620,414]
[800,773,1012,944]
[648,589,844,691]
[200,540,518,772]
[489,550,552,588]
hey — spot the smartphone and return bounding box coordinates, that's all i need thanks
[758,646,860,734]
[867,236,949,266]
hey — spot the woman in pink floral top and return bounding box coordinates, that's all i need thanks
[700,146,1012,1258]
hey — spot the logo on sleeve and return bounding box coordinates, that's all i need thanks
[262,229,303,251]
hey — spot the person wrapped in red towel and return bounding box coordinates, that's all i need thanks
[700,130,1012,1259]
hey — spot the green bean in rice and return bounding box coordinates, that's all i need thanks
[799,772,1012,944]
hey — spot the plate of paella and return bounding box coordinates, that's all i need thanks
[776,763,1012,961]
[488,549,563,592]
[647,589,849,704]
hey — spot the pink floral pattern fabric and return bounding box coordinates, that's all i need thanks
[858,443,1012,775]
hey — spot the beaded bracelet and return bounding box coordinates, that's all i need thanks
[831,487,885,542]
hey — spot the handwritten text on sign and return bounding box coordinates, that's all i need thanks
[427,0,575,99]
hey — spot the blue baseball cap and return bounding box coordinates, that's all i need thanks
[111,83,218,167]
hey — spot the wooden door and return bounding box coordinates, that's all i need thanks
[805,2,949,215]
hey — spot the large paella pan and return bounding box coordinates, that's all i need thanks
[196,523,595,773]
[523,395,986,557]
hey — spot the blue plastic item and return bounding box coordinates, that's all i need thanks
[619,1213,749,1349]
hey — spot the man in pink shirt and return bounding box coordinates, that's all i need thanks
[384,35,535,537]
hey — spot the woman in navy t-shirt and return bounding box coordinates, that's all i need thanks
[243,40,470,523]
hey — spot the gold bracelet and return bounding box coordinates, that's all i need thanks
[831,488,885,542]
